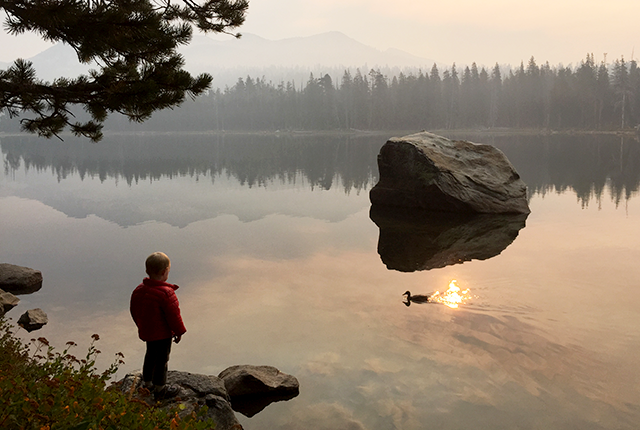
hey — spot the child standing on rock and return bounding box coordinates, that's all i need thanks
[130,252,186,399]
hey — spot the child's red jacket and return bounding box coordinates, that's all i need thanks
[130,278,187,342]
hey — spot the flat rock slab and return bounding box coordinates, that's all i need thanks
[119,371,241,430]
[0,264,43,295]
[370,132,530,214]
[166,370,230,401]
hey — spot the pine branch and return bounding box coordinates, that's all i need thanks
[0,0,246,140]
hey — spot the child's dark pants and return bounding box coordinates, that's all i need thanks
[143,338,172,386]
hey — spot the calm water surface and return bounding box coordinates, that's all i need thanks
[1,132,639,429]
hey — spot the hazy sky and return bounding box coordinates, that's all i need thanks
[1,0,638,67]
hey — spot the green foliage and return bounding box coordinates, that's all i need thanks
[0,317,215,430]
[0,0,248,141]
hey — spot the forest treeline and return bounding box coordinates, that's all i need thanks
[91,54,640,133]
[1,54,639,133]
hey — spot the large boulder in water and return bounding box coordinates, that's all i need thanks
[370,132,530,214]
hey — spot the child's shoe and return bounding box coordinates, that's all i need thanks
[154,384,180,400]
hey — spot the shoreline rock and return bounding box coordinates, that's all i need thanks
[120,370,242,430]
[219,365,300,398]
[0,263,43,295]
[0,289,20,317]
[17,308,48,332]
[0,264,48,331]
[218,365,300,417]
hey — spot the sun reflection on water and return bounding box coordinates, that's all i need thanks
[430,280,471,308]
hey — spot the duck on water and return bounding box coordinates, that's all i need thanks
[403,291,430,306]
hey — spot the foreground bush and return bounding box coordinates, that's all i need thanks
[0,318,215,430]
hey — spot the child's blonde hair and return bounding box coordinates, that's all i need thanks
[145,252,171,278]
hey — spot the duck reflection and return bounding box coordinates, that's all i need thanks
[370,205,527,272]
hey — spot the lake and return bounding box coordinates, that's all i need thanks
[1,131,640,430]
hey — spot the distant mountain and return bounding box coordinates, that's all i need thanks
[182,32,434,71]
[19,32,437,88]
[24,42,94,82]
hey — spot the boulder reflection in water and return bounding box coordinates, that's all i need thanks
[230,391,300,417]
[370,205,528,272]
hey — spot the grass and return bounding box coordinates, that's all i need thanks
[0,317,215,430]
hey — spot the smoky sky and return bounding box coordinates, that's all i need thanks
[0,0,638,66]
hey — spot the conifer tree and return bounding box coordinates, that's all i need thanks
[628,60,640,127]
[612,57,631,129]
[0,0,248,141]
[576,54,597,127]
[338,70,353,129]
[427,63,443,127]
[595,58,611,128]
[488,63,502,127]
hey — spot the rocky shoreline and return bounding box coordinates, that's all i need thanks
[0,263,48,331]
[1,263,299,429]
[119,366,299,430]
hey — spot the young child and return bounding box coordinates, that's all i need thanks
[130,252,187,398]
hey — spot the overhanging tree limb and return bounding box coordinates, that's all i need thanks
[0,0,248,141]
